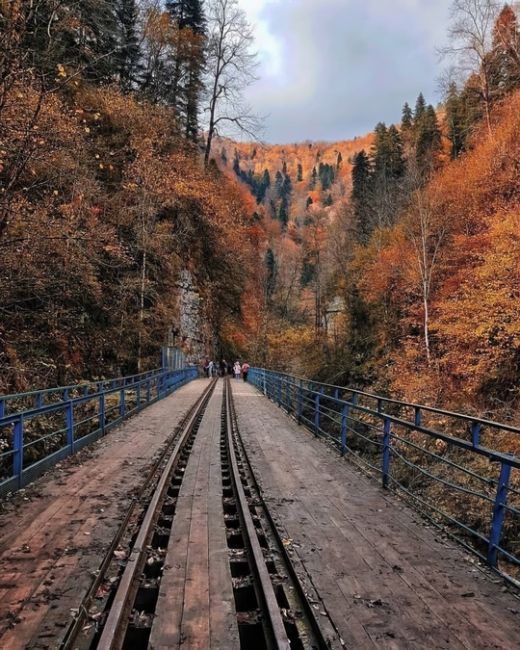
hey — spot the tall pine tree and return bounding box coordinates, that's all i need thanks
[166,0,206,141]
[114,0,141,92]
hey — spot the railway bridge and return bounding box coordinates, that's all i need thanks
[0,368,518,649]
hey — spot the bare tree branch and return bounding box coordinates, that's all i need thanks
[202,0,263,166]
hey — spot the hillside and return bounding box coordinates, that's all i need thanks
[217,135,373,223]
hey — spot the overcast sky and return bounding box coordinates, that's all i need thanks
[237,0,453,143]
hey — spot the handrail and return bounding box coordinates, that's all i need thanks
[0,367,198,497]
[248,368,520,589]
[0,368,166,419]
[255,369,520,437]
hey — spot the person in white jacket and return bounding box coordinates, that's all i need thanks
[233,361,241,380]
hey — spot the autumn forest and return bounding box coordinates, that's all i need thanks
[1,0,520,424]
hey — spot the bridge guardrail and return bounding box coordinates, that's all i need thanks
[0,368,167,420]
[249,368,520,588]
[0,367,198,497]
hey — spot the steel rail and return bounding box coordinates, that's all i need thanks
[226,379,333,650]
[59,378,216,650]
[95,378,217,650]
[224,379,291,650]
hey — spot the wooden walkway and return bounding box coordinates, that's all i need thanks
[0,380,210,649]
[233,382,520,649]
[149,381,239,650]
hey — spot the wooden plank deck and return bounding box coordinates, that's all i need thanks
[149,381,239,650]
[0,379,210,650]
[232,382,520,649]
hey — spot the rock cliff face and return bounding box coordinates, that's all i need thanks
[177,270,205,362]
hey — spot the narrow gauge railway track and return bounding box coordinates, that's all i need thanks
[223,378,334,650]
[60,378,218,650]
[63,377,335,650]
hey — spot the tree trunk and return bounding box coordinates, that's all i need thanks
[423,285,431,365]
[137,249,147,372]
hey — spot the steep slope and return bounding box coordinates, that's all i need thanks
[217,135,372,222]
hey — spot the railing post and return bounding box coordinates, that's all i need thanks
[314,391,320,436]
[414,406,422,427]
[340,403,349,456]
[287,377,292,413]
[487,462,512,567]
[147,379,151,403]
[99,393,106,435]
[13,416,24,487]
[0,398,5,419]
[297,380,303,424]
[35,393,44,409]
[136,382,141,409]
[277,375,282,406]
[382,417,392,488]
[66,401,74,453]
[263,370,267,396]
[471,421,481,447]
[120,388,126,418]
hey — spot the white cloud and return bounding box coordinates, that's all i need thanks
[236,0,454,142]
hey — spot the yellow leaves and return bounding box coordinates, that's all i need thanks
[56,64,67,79]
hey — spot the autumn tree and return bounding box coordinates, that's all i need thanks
[488,4,520,97]
[442,0,499,135]
[203,0,260,165]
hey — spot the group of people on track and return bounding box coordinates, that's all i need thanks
[203,359,250,382]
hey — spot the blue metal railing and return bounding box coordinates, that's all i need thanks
[249,368,520,587]
[0,368,167,420]
[0,367,198,497]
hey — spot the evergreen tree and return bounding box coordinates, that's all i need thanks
[114,0,141,92]
[281,174,293,199]
[445,82,465,159]
[401,102,413,132]
[275,171,284,196]
[416,105,441,173]
[265,248,277,300]
[414,92,426,124]
[166,0,206,141]
[220,147,228,165]
[233,150,241,176]
[318,163,335,191]
[336,151,343,169]
[297,163,303,182]
[33,1,119,84]
[343,287,377,387]
[282,161,288,175]
[324,193,333,207]
[256,169,271,203]
[309,167,318,189]
[306,196,313,210]
[387,125,405,178]
[351,150,372,243]
[278,197,289,230]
